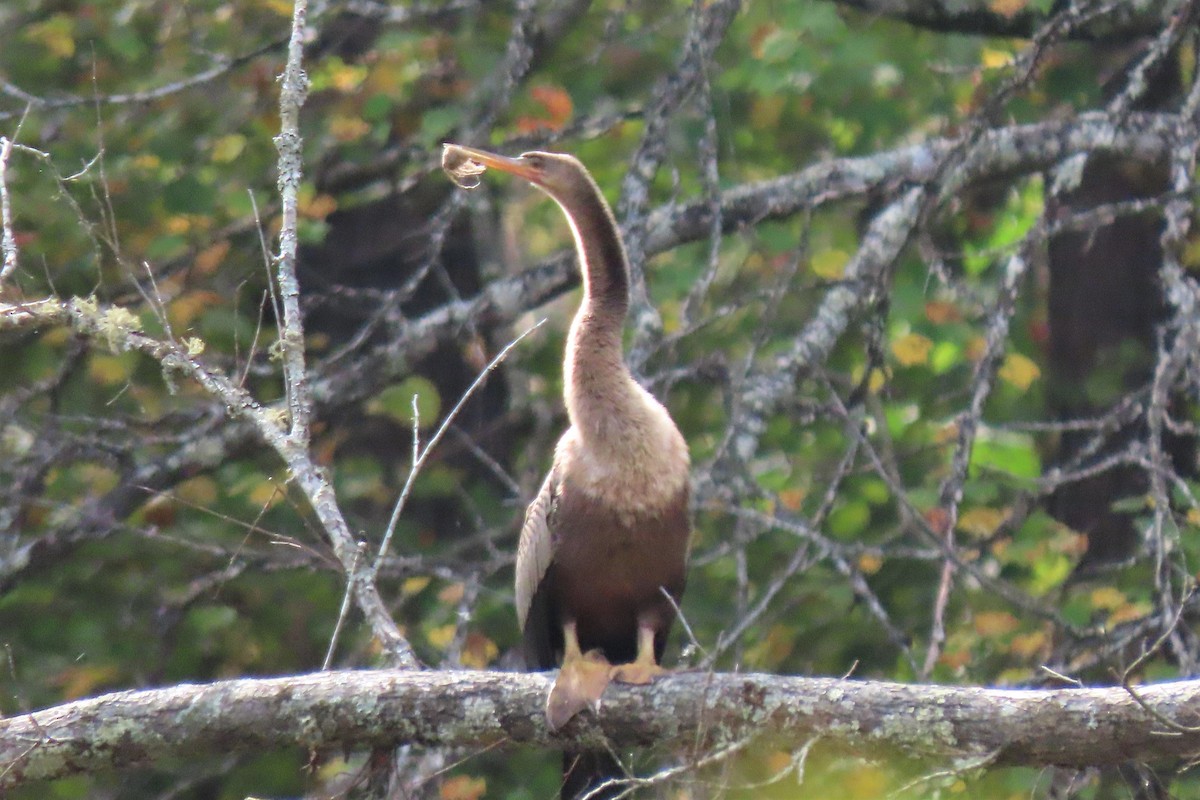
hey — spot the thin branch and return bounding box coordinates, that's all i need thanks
[323,541,368,671]
[0,40,287,122]
[274,0,314,445]
[373,319,545,575]
[1116,595,1200,734]
[0,136,16,287]
[622,0,741,367]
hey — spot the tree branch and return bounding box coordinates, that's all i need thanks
[5,669,1200,791]
[0,111,1183,593]
[273,0,314,446]
[826,0,1172,40]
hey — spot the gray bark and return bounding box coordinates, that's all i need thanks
[3,669,1198,790]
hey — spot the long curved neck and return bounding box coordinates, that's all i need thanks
[556,178,629,316]
[552,180,644,447]
[550,171,690,507]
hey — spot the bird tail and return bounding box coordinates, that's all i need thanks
[562,750,625,800]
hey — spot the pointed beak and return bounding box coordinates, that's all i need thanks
[442,143,540,188]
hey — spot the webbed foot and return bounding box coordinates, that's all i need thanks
[546,648,612,730]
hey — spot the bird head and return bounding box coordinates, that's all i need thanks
[443,144,593,205]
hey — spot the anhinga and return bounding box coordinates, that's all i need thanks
[443,143,692,798]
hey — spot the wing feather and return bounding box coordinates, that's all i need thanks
[515,469,558,634]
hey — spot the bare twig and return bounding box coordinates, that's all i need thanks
[373,319,546,575]
[323,541,368,671]
[0,40,287,122]
[274,0,314,445]
[1115,596,1200,734]
[0,136,16,287]
[622,0,741,366]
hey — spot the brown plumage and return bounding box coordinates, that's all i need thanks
[443,144,692,799]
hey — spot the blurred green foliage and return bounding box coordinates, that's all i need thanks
[1,0,1194,798]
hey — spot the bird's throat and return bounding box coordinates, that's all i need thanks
[556,183,629,312]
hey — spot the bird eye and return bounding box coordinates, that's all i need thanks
[522,153,546,170]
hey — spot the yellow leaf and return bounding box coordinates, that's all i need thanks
[178,476,218,506]
[263,0,293,16]
[958,506,1005,539]
[54,664,121,699]
[998,352,1040,390]
[24,14,75,58]
[996,667,1033,685]
[330,62,369,93]
[89,353,133,385]
[981,47,1013,70]
[892,332,933,367]
[763,750,792,775]
[300,192,338,220]
[846,764,888,797]
[1009,630,1048,659]
[1053,531,1089,557]
[170,290,223,327]
[403,576,432,596]
[778,487,806,511]
[329,116,371,143]
[935,421,959,444]
[460,632,499,669]
[133,153,162,171]
[974,610,1019,637]
[194,242,230,276]
[857,552,883,575]
[1187,507,1200,527]
[39,328,67,349]
[1089,586,1127,612]
[76,464,119,495]
[440,775,487,800]
[427,623,456,650]
[991,537,1010,560]
[211,134,247,163]
[438,582,466,605]
[1184,234,1200,270]
[989,0,1028,18]
[315,755,353,782]
[750,95,786,129]
[247,480,283,509]
[810,248,848,280]
[1109,601,1151,626]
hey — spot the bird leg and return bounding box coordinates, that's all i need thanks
[610,621,668,685]
[546,621,612,731]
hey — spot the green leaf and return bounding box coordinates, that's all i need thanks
[970,432,1040,480]
[828,501,870,538]
[370,377,442,431]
